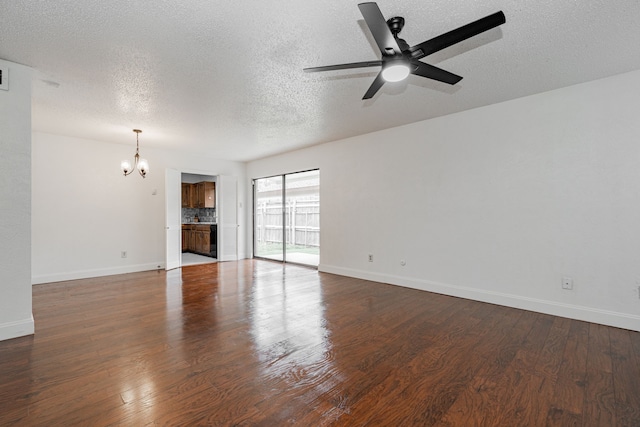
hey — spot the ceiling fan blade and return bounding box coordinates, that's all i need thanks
[358,2,402,56]
[411,61,462,85]
[304,60,383,73]
[409,11,505,60]
[362,72,385,100]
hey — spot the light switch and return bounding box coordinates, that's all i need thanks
[0,67,8,91]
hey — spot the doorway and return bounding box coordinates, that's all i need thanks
[165,169,238,270]
[181,173,217,267]
[253,169,319,267]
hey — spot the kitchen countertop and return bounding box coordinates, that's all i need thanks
[182,222,217,225]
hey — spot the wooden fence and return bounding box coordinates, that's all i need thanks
[255,199,319,247]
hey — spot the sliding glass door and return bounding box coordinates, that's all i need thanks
[254,170,319,266]
[284,170,320,266]
[254,175,284,261]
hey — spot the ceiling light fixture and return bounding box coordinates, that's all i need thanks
[121,129,149,178]
[381,60,410,82]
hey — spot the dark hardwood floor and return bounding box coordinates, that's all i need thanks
[1,260,639,426]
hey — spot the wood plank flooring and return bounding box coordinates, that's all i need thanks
[0,260,639,426]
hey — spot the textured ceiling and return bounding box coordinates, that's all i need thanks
[1,0,640,161]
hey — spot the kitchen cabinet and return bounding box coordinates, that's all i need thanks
[181,182,215,208]
[194,182,215,208]
[181,183,195,208]
[194,225,210,253]
[182,225,193,252]
[202,229,211,253]
[193,183,204,208]
[182,224,214,256]
[181,227,191,252]
[189,226,197,253]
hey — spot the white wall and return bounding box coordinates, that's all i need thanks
[247,69,640,332]
[0,59,34,340]
[32,132,247,284]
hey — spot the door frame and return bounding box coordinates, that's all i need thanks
[165,168,182,270]
[164,167,223,269]
[252,168,319,267]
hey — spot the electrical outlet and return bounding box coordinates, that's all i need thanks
[368,254,373,262]
[121,251,127,258]
[562,277,573,290]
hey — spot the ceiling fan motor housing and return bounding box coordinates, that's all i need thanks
[387,16,405,35]
[386,16,410,52]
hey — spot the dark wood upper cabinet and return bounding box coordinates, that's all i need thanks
[182,182,215,209]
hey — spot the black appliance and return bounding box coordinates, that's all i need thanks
[210,224,217,258]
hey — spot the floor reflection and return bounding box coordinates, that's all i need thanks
[249,264,334,385]
[178,264,220,336]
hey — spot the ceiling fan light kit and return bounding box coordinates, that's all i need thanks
[382,60,410,82]
[304,2,506,99]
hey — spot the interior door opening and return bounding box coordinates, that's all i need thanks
[180,173,218,267]
[253,169,319,267]
[165,169,238,270]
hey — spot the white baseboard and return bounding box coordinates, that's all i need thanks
[318,264,640,332]
[32,262,164,285]
[32,255,250,285]
[0,315,34,341]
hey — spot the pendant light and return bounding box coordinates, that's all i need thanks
[121,129,149,178]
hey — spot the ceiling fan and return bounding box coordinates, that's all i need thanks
[304,2,506,99]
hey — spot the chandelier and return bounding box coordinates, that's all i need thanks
[121,129,149,178]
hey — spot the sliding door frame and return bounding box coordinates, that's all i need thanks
[252,168,319,267]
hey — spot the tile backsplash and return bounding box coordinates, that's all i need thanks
[182,208,216,223]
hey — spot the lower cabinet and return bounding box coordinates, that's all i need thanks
[194,226,210,254]
[182,224,215,257]
[182,228,189,252]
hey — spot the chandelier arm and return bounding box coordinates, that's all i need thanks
[134,150,147,178]
[121,152,137,176]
